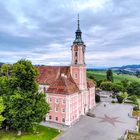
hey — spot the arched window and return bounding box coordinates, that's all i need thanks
[75,59,77,64]
[75,51,78,57]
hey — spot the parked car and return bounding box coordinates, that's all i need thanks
[86,112,96,118]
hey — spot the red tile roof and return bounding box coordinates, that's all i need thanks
[47,75,79,94]
[87,79,96,88]
[36,66,70,85]
[36,66,95,95]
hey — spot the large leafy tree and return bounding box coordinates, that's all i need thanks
[1,59,49,133]
[127,82,140,96]
[106,69,113,82]
[0,76,12,129]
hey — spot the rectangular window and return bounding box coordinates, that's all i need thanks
[75,52,78,57]
[62,118,65,122]
[62,108,65,113]
[75,59,77,64]
[55,98,59,104]
[50,107,52,111]
[49,98,52,103]
[49,115,52,120]
[56,117,58,121]
[55,107,58,112]
[62,99,65,104]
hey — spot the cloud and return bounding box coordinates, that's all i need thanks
[0,0,140,68]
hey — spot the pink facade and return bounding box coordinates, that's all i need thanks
[46,88,96,126]
[37,17,96,126]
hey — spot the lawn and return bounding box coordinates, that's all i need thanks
[0,125,60,140]
[87,70,140,83]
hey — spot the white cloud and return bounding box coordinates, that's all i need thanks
[0,0,140,68]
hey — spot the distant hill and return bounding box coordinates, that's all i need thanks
[110,64,140,75]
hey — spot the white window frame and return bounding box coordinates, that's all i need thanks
[62,108,65,113]
[55,98,59,104]
[55,107,58,112]
[62,99,66,104]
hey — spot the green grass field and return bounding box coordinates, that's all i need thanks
[87,70,140,83]
[0,125,60,140]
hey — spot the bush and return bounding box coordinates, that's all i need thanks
[111,82,124,93]
[112,94,116,99]
[100,81,113,91]
[133,105,139,111]
[127,82,140,96]
[89,75,94,80]
[112,100,115,103]
[96,80,104,87]
[127,95,138,105]
[117,92,128,103]
[117,95,124,103]
[95,94,100,103]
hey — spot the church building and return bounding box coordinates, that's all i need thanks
[37,17,96,126]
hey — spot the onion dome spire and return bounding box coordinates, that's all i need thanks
[73,14,84,45]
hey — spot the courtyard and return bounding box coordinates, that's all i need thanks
[56,102,137,140]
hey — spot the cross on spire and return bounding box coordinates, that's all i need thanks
[78,14,80,30]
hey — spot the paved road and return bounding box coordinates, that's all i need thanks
[56,102,137,140]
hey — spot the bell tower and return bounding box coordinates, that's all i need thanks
[71,15,87,90]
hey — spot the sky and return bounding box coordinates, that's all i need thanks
[0,0,140,68]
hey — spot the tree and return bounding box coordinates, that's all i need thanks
[106,69,113,82]
[111,82,124,94]
[136,71,140,78]
[8,90,49,133]
[10,59,38,93]
[117,92,128,103]
[0,97,5,127]
[88,75,94,80]
[1,59,50,134]
[121,79,129,92]
[100,81,113,91]
[0,76,12,129]
[1,64,12,78]
[127,82,140,96]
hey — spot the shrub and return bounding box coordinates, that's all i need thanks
[112,100,115,103]
[117,92,128,103]
[133,105,139,111]
[127,95,138,105]
[127,82,140,96]
[100,81,113,91]
[112,94,116,99]
[111,82,124,93]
